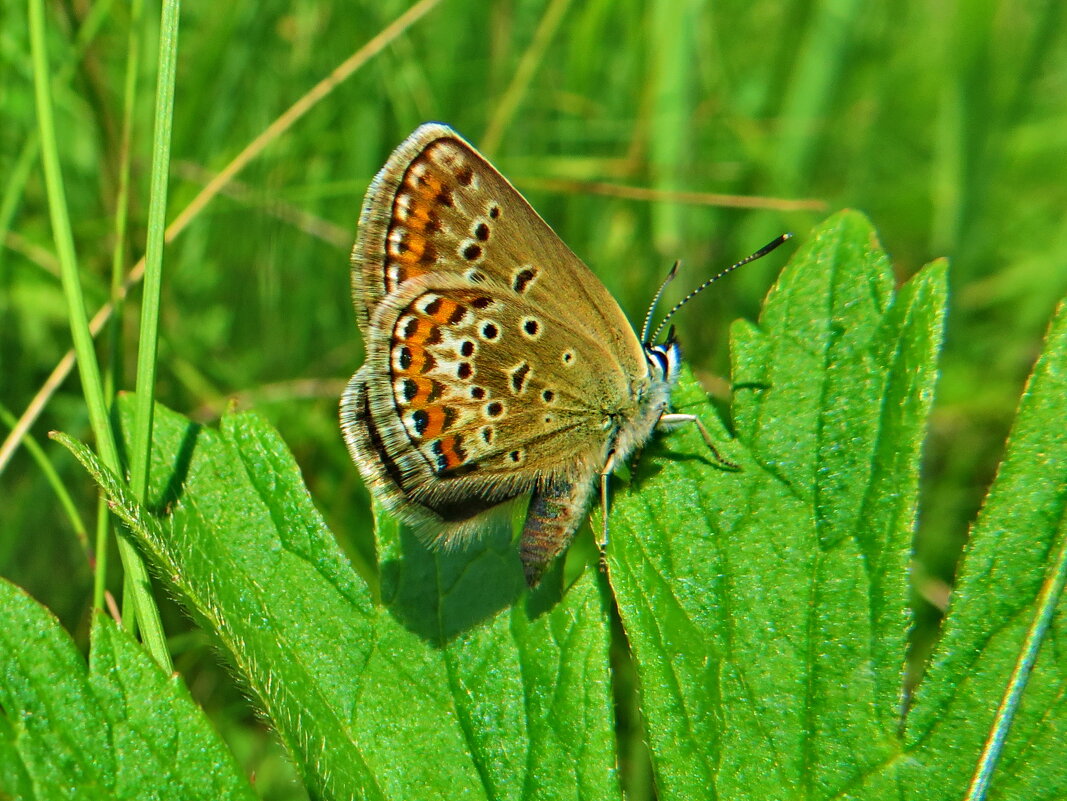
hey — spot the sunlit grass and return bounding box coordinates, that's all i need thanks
[2,2,1065,798]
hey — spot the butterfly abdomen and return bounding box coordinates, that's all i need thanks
[519,476,598,586]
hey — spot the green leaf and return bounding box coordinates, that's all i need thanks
[900,299,1067,799]
[0,579,255,800]
[57,399,621,801]
[607,211,948,800]
[41,210,1067,799]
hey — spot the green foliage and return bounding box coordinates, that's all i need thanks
[904,290,1067,797]
[7,213,1059,799]
[608,211,948,798]
[0,580,255,800]
[56,399,619,801]
[4,2,1067,798]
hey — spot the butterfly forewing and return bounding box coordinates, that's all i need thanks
[352,124,646,372]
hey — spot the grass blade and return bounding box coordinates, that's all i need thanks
[27,0,169,667]
[129,0,180,505]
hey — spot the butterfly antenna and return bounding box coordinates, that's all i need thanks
[640,261,680,345]
[649,233,793,344]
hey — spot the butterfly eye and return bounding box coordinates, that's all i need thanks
[645,341,681,382]
[647,349,668,376]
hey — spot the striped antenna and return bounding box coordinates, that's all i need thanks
[640,261,680,345]
[649,233,793,345]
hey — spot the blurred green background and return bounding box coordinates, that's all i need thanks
[2,0,1065,797]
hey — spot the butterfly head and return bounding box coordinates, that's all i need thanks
[643,325,682,387]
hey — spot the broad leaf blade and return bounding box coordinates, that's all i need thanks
[607,211,947,800]
[902,300,1067,799]
[61,400,621,801]
[0,580,255,800]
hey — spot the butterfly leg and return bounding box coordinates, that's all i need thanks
[599,450,620,548]
[657,413,740,471]
[593,452,623,575]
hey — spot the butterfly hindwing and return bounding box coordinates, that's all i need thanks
[345,275,634,545]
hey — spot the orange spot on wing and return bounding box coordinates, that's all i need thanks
[420,407,448,439]
[396,343,435,373]
[415,347,435,373]
[408,211,438,234]
[427,298,461,325]
[407,198,434,223]
[400,318,438,346]
[395,233,427,264]
[437,434,465,469]
[401,376,440,407]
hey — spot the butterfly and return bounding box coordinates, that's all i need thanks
[340,123,788,586]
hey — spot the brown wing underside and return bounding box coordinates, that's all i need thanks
[350,123,646,374]
[344,124,651,542]
[364,280,629,484]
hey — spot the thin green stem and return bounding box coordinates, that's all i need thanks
[480,0,572,156]
[963,512,1067,801]
[0,403,89,557]
[93,496,110,617]
[28,0,171,670]
[130,0,180,504]
[97,0,145,615]
[0,0,115,275]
